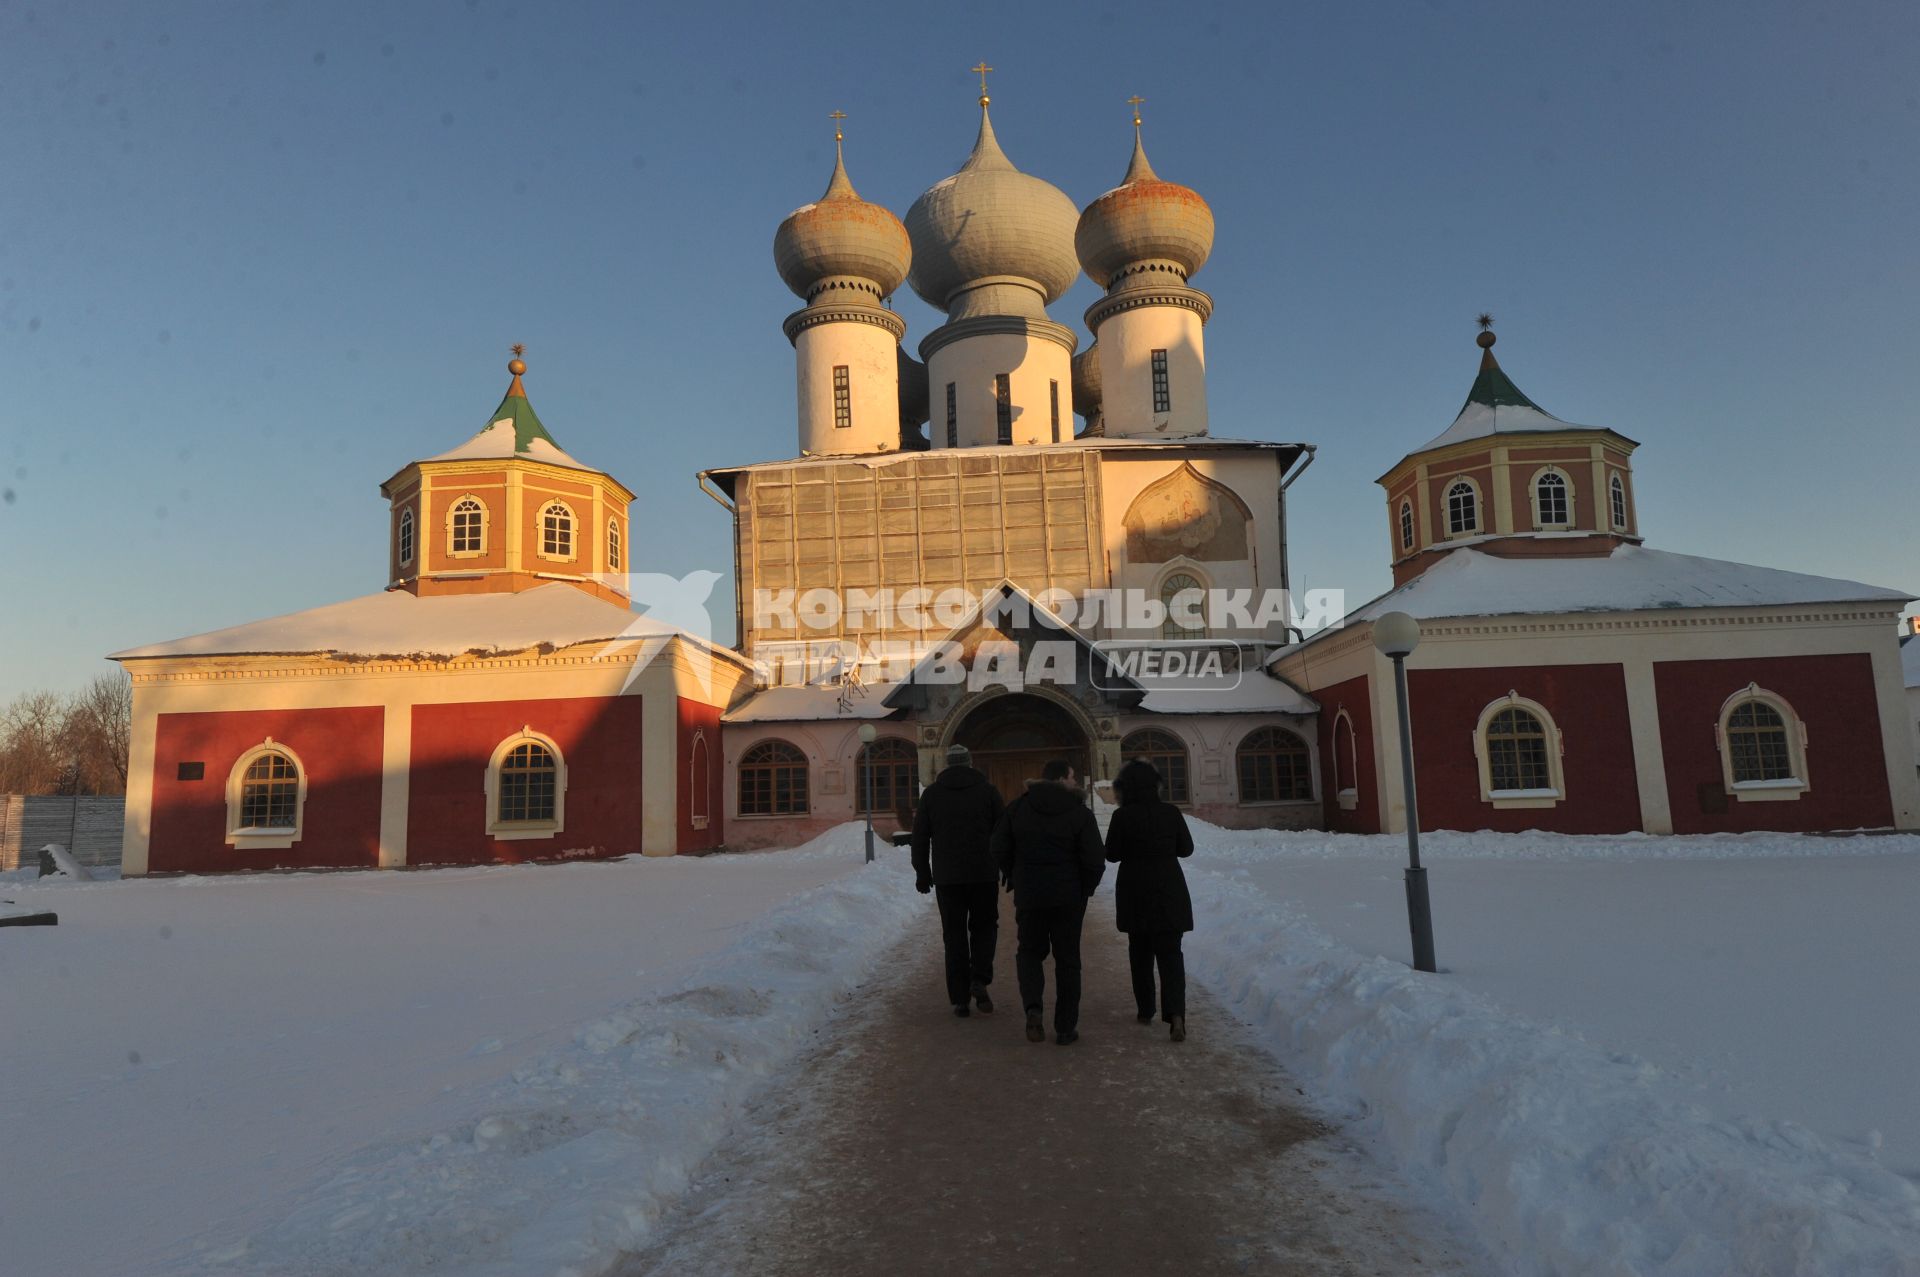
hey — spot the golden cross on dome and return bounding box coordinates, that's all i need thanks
[828,109,846,143]
[1128,95,1146,128]
[972,61,993,106]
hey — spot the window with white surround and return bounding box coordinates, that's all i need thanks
[486,731,567,838]
[1531,468,1573,529]
[1716,685,1809,800]
[607,519,621,571]
[448,496,487,556]
[539,502,575,561]
[1398,500,1415,552]
[689,731,711,830]
[1610,472,1628,529]
[1473,694,1565,808]
[1332,709,1358,811]
[1445,478,1479,536]
[397,507,415,568]
[1159,570,1207,639]
[226,741,308,849]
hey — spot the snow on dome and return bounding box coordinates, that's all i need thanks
[772,144,911,300]
[903,107,1081,311]
[1337,545,1911,627]
[110,582,749,667]
[425,418,592,471]
[1411,329,1634,453]
[1075,131,1214,288]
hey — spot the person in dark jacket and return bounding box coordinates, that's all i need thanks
[990,759,1105,1045]
[1104,758,1196,1041]
[910,744,1007,1017]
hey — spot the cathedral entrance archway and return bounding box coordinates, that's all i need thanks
[949,692,1091,806]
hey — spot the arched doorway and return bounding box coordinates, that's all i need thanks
[951,693,1091,805]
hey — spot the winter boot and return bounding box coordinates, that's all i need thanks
[953,1003,971,1018]
[971,983,993,1014]
[1055,1029,1079,1046]
[1169,1016,1186,1043]
[1025,1007,1045,1043]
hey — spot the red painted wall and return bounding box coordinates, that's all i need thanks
[1316,673,1380,833]
[408,695,645,865]
[677,698,725,853]
[148,706,384,873]
[1653,654,1893,833]
[1406,663,1642,833]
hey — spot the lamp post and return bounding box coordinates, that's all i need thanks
[1373,611,1437,973]
[857,723,878,864]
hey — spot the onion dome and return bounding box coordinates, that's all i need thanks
[903,103,1081,311]
[897,346,929,426]
[1071,342,1102,413]
[1075,125,1214,288]
[773,136,911,300]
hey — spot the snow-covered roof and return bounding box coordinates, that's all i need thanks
[424,419,592,471]
[723,682,901,723]
[1404,335,1634,455]
[111,582,750,668]
[1902,633,1920,689]
[1325,545,1911,631]
[1139,670,1316,716]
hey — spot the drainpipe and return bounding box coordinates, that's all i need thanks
[1276,444,1318,647]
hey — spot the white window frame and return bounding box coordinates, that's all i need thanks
[485,729,568,839]
[689,730,710,830]
[1156,565,1210,640]
[607,518,622,572]
[1609,472,1629,530]
[226,739,308,849]
[1332,708,1359,811]
[397,506,416,568]
[1530,466,1575,530]
[537,500,578,563]
[1444,477,1481,538]
[1715,684,1810,801]
[1398,499,1415,553]
[447,494,489,559]
[1473,693,1566,808]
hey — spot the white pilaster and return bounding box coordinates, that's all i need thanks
[377,703,411,867]
[1619,654,1673,833]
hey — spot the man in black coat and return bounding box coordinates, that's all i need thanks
[990,759,1106,1045]
[910,744,1007,1017]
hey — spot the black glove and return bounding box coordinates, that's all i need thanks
[916,877,932,895]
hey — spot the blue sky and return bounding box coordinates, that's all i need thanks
[2,0,1915,701]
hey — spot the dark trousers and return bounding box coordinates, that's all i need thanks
[1015,900,1088,1033]
[934,882,999,1006]
[1127,931,1186,1022]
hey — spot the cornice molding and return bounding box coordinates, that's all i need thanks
[918,314,1079,360]
[1084,283,1213,331]
[782,302,907,345]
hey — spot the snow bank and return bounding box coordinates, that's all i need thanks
[1184,832,1920,1276]
[1194,825,1920,862]
[214,831,918,1276]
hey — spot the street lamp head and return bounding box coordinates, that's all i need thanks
[1372,611,1422,659]
[857,723,878,744]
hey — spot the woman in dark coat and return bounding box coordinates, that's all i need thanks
[1104,758,1195,1041]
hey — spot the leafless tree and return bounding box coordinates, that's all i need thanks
[0,690,70,794]
[66,672,132,794]
[0,672,133,796]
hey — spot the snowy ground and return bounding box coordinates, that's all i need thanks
[0,831,918,1276]
[1185,826,1920,1276]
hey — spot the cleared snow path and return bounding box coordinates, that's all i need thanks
[619,891,1487,1276]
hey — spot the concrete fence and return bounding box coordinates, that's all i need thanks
[0,795,125,872]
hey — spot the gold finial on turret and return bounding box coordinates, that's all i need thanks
[1128,95,1146,130]
[508,343,527,376]
[829,109,846,144]
[972,61,993,107]
[1475,313,1496,349]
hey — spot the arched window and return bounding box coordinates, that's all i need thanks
[1236,726,1313,803]
[1610,473,1628,530]
[1398,500,1415,552]
[739,739,809,816]
[1473,695,1565,806]
[856,737,919,815]
[540,502,575,560]
[1445,479,1479,536]
[607,519,621,571]
[1532,469,1571,528]
[1717,686,1808,799]
[689,731,710,830]
[449,496,487,556]
[1332,710,1358,811]
[1121,728,1190,803]
[1160,572,1207,640]
[397,507,415,568]
[226,741,307,849]
[485,732,567,837]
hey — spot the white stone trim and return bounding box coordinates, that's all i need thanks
[536,500,579,564]
[1715,684,1809,801]
[1473,693,1567,808]
[1528,465,1576,531]
[484,728,568,839]
[396,506,416,568]
[1331,706,1358,810]
[1442,474,1482,538]
[445,493,490,559]
[226,738,309,849]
